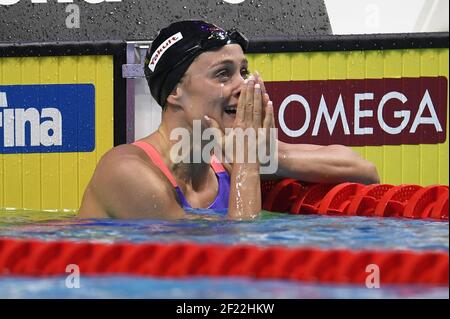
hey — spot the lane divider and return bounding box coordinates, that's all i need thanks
[261,180,449,220]
[0,238,447,285]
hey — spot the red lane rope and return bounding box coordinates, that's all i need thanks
[261,180,449,220]
[0,238,447,285]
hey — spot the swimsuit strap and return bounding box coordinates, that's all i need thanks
[132,141,230,211]
[132,141,178,187]
[210,154,226,173]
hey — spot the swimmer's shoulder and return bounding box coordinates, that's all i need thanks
[95,143,172,181]
[79,144,184,219]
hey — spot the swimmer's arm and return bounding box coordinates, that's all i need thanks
[268,141,380,184]
[228,163,261,220]
[79,154,184,220]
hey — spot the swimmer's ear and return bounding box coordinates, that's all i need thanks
[166,85,184,108]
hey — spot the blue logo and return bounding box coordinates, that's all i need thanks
[0,84,95,154]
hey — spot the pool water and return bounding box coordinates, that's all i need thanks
[0,209,448,299]
[1,276,448,299]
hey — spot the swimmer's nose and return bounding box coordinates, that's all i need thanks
[232,75,246,99]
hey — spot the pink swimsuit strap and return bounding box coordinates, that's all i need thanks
[132,140,225,186]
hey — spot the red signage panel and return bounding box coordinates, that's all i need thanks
[266,77,447,146]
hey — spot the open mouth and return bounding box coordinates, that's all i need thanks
[224,105,237,115]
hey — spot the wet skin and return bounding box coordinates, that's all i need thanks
[79,44,379,220]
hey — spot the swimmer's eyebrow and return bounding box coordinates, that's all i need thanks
[209,58,248,69]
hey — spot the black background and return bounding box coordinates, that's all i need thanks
[0,0,331,43]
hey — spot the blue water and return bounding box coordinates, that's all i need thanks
[1,277,448,299]
[0,210,448,298]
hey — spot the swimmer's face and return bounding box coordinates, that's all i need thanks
[175,44,249,130]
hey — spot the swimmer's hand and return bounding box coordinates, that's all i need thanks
[205,73,271,219]
[205,74,275,165]
[254,72,277,170]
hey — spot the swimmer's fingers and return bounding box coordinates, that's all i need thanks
[245,76,255,125]
[253,83,262,128]
[263,101,274,129]
[269,101,275,128]
[254,73,270,119]
[205,114,222,132]
[236,79,247,125]
[204,115,227,156]
[262,93,270,118]
[204,115,224,140]
[255,72,267,98]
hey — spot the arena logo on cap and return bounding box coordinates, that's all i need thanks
[0,0,121,5]
[149,32,183,72]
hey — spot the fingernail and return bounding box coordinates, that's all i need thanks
[248,74,255,81]
[268,101,273,107]
[204,115,211,121]
[255,83,261,89]
[244,79,249,84]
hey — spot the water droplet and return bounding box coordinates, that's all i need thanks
[220,83,224,98]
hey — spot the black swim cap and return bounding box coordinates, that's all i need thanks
[144,20,249,107]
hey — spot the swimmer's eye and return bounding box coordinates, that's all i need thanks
[215,68,249,82]
[241,68,250,79]
[216,69,231,81]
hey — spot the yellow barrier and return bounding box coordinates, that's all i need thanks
[0,55,114,211]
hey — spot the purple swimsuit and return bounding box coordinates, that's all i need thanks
[133,141,230,213]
